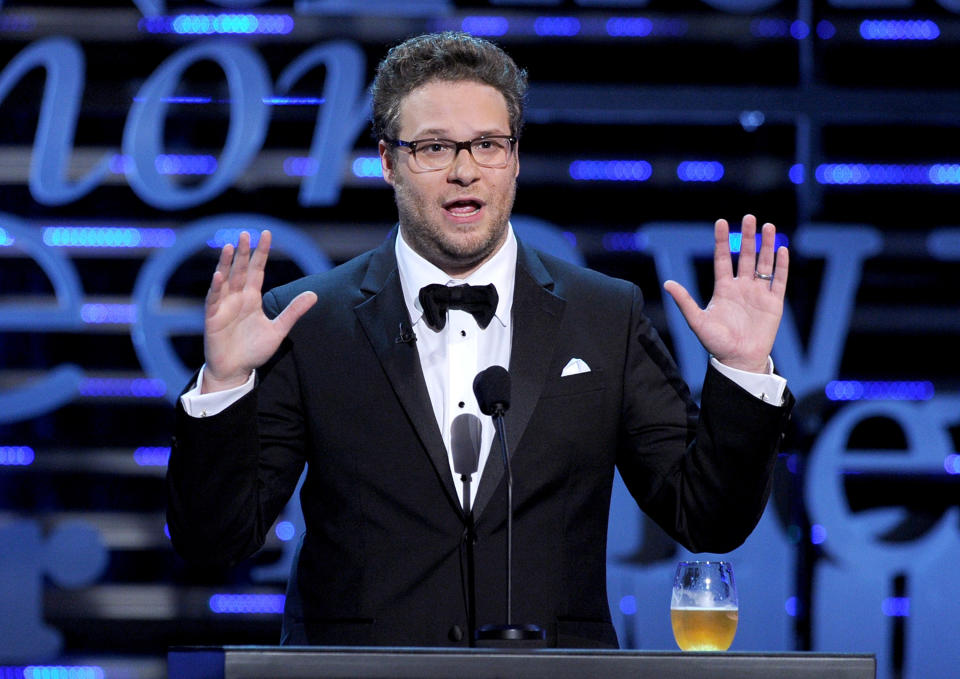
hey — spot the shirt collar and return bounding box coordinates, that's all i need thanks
[395,223,517,330]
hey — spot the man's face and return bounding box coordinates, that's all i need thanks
[379,79,519,277]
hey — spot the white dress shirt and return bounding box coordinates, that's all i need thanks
[394,224,517,508]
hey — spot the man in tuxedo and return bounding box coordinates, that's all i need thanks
[167,32,792,648]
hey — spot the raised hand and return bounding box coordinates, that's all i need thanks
[663,215,788,374]
[202,230,317,393]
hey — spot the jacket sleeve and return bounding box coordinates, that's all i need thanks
[165,290,308,567]
[615,285,793,553]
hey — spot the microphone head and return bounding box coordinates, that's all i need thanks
[473,365,511,416]
[451,413,482,475]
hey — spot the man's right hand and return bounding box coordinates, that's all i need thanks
[201,230,318,394]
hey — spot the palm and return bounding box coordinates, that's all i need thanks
[202,231,317,392]
[664,215,788,374]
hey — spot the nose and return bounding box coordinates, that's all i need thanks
[446,146,480,184]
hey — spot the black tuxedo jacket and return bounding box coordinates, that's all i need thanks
[167,233,792,648]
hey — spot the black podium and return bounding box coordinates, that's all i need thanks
[168,646,876,679]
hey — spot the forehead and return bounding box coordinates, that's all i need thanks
[396,80,511,138]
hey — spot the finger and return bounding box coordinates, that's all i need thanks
[246,230,272,294]
[771,245,789,297]
[272,290,318,338]
[228,231,251,291]
[663,280,702,330]
[713,218,733,283]
[736,214,758,279]
[755,222,776,275]
[215,242,234,283]
[205,270,226,317]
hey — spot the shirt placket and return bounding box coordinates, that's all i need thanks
[446,308,480,502]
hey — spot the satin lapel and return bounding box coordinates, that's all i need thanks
[472,245,566,523]
[354,236,461,513]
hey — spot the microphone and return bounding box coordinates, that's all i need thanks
[452,412,482,643]
[395,322,417,344]
[472,366,545,646]
[451,413,481,515]
[473,365,510,418]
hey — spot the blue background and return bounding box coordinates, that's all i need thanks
[1,1,959,678]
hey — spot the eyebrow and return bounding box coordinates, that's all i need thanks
[410,128,510,139]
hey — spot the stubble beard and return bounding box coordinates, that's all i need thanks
[393,175,516,276]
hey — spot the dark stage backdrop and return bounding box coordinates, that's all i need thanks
[1,2,958,678]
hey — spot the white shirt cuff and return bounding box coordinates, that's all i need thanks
[180,365,256,418]
[710,356,787,406]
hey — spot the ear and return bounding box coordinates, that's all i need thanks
[513,140,520,178]
[379,140,396,186]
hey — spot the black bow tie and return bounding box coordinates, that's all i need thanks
[419,283,499,331]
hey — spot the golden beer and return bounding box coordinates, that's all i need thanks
[670,606,738,651]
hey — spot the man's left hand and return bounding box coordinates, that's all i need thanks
[663,214,789,375]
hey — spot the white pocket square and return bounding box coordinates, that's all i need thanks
[561,357,591,377]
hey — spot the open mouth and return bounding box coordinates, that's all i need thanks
[444,199,483,217]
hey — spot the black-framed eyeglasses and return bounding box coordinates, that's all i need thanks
[387,135,517,171]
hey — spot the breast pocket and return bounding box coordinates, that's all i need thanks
[539,368,606,400]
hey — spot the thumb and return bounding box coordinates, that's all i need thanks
[272,291,318,337]
[663,280,702,326]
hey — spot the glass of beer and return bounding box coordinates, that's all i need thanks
[670,560,738,651]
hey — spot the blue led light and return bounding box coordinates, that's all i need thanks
[817,20,836,40]
[569,160,652,182]
[155,154,218,176]
[825,380,934,401]
[4,667,106,679]
[619,595,637,616]
[461,16,509,37]
[677,161,724,183]
[789,164,804,185]
[42,226,176,248]
[860,19,939,41]
[0,446,35,466]
[164,13,294,36]
[283,156,319,177]
[785,596,798,617]
[209,593,285,614]
[606,17,653,37]
[728,232,790,254]
[928,164,960,184]
[79,378,167,399]
[138,14,294,35]
[812,163,960,186]
[882,597,910,617]
[206,229,263,249]
[790,20,810,40]
[81,304,137,324]
[810,524,827,545]
[133,447,171,466]
[0,227,12,246]
[944,454,960,475]
[534,16,581,37]
[164,523,171,539]
[263,97,325,106]
[275,521,296,541]
[602,232,646,252]
[133,96,214,104]
[352,157,384,178]
[751,18,789,38]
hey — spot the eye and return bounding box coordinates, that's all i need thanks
[421,141,452,155]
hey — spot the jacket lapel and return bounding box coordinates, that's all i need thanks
[353,233,461,513]
[472,243,566,523]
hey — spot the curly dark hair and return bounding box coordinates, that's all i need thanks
[371,32,528,144]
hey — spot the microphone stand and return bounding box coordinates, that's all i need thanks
[475,405,545,646]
